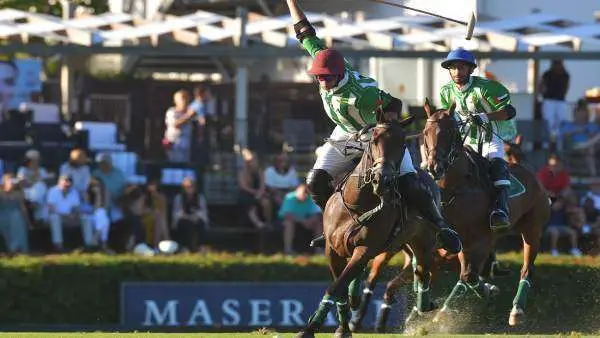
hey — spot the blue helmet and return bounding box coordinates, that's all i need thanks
[441,47,477,69]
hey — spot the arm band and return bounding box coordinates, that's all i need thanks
[504,104,516,119]
[294,18,316,42]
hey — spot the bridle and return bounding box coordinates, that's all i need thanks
[423,115,469,179]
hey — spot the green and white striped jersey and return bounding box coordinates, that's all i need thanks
[439,76,517,144]
[302,36,394,133]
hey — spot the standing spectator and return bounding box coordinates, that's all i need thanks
[17,149,51,221]
[559,99,599,175]
[46,175,94,252]
[59,148,91,197]
[278,183,322,255]
[163,89,197,163]
[540,60,570,143]
[172,177,209,253]
[0,174,30,254]
[264,153,299,211]
[536,154,571,199]
[140,179,170,248]
[237,149,272,229]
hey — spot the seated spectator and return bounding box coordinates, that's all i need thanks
[536,154,571,199]
[93,153,126,209]
[172,177,209,253]
[59,148,91,197]
[115,185,147,252]
[0,174,30,254]
[46,175,94,252]
[17,149,51,221]
[278,183,322,255]
[140,179,170,248]
[581,179,600,211]
[545,195,582,257]
[237,149,272,229]
[82,178,112,254]
[559,99,599,175]
[163,89,198,163]
[265,152,299,211]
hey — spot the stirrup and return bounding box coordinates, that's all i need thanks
[489,210,510,232]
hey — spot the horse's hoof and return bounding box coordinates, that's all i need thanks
[296,330,316,338]
[348,320,361,333]
[509,305,525,326]
[333,326,352,338]
[485,282,500,297]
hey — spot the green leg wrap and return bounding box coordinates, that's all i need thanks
[442,281,468,310]
[348,268,367,299]
[512,279,531,309]
[336,300,350,326]
[412,256,418,293]
[416,287,432,313]
[307,294,336,328]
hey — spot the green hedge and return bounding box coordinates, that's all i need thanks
[1,252,599,333]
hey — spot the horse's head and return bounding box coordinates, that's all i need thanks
[358,108,414,201]
[422,98,462,180]
[505,134,525,165]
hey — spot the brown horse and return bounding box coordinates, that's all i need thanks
[350,137,527,333]
[296,112,442,338]
[419,99,550,326]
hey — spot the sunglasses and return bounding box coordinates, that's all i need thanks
[316,74,337,82]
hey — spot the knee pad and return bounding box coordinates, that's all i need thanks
[306,169,333,196]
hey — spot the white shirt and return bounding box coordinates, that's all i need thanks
[47,186,81,215]
[164,107,192,147]
[584,191,600,210]
[264,166,299,190]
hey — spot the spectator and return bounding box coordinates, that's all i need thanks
[118,186,147,252]
[582,197,600,251]
[59,148,91,196]
[545,195,582,257]
[237,149,272,229]
[536,154,571,199]
[581,179,600,211]
[82,178,112,254]
[17,149,51,221]
[279,183,322,255]
[140,179,170,248]
[264,152,299,211]
[539,60,570,143]
[189,84,209,132]
[559,99,598,175]
[0,173,29,254]
[172,177,209,253]
[0,60,16,114]
[46,174,94,252]
[163,89,197,162]
[92,153,126,218]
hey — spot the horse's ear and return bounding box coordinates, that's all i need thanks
[515,134,523,145]
[424,97,434,117]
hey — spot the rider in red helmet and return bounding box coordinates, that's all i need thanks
[286,0,462,254]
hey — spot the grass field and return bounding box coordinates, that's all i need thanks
[0,334,595,338]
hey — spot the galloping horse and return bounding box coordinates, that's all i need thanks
[296,111,442,338]
[350,136,527,333]
[420,99,550,326]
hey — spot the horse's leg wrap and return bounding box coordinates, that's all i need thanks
[412,256,419,293]
[348,268,367,310]
[375,302,392,333]
[466,280,489,299]
[512,279,531,310]
[416,286,434,313]
[336,300,350,327]
[442,280,468,311]
[307,294,336,328]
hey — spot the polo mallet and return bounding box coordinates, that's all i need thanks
[369,0,477,40]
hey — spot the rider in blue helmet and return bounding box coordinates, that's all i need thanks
[436,47,518,232]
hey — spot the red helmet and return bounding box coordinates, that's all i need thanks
[308,49,345,76]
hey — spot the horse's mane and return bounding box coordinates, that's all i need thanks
[462,145,492,191]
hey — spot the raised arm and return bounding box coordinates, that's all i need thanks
[285,0,324,57]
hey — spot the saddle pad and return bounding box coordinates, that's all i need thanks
[509,173,526,198]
